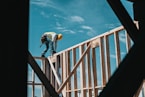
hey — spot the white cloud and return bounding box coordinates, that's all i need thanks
[55,22,61,27]
[61,29,76,34]
[40,11,50,18]
[81,25,96,36]
[30,0,64,12]
[105,23,121,29]
[119,32,126,43]
[81,25,92,30]
[55,26,76,34]
[110,54,116,59]
[70,16,84,23]
[121,52,126,56]
[56,26,65,30]
[30,0,53,7]
[54,14,67,20]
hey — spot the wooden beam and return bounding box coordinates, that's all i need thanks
[48,57,61,85]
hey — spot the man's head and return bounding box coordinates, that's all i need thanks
[57,34,63,40]
[41,35,47,44]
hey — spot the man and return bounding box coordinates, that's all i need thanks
[40,32,63,57]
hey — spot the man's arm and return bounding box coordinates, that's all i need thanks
[40,43,43,48]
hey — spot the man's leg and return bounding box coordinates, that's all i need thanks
[50,41,56,56]
[41,41,49,57]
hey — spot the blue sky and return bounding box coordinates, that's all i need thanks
[28,0,144,97]
[28,0,133,57]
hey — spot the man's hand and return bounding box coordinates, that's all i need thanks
[40,44,43,48]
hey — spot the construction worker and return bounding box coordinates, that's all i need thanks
[40,32,63,57]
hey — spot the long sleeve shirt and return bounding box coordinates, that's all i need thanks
[43,32,57,42]
[42,32,58,51]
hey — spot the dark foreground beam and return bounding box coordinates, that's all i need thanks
[98,29,145,97]
[106,0,139,43]
[28,50,59,97]
[98,0,145,97]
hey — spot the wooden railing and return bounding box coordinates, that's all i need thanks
[27,24,145,97]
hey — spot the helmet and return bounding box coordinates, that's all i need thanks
[57,34,62,40]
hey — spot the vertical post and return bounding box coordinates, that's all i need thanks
[86,42,92,97]
[92,48,98,97]
[72,48,78,97]
[114,31,121,67]
[79,44,86,97]
[99,37,107,86]
[104,35,111,81]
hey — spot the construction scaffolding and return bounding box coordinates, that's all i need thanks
[27,23,145,97]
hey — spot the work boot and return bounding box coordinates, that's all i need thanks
[41,54,45,57]
[52,51,56,54]
[51,51,56,56]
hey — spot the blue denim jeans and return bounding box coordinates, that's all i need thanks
[41,40,55,56]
